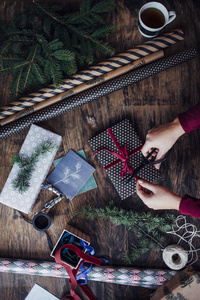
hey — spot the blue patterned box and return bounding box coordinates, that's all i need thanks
[47,150,95,200]
[54,150,97,195]
[89,119,160,200]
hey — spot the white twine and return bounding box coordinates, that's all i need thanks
[162,215,200,269]
[162,244,188,270]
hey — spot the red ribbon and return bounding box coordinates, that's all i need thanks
[94,127,143,178]
[55,244,102,300]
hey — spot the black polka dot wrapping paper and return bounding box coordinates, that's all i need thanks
[89,119,160,200]
[0,47,197,141]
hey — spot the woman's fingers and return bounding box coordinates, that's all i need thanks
[138,179,157,193]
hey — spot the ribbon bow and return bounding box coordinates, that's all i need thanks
[94,128,142,178]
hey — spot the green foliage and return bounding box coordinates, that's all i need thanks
[0,0,115,98]
[73,201,176,263]
[123,243,149,264]
[163,286,177,300]
[178,271,194,288]
[195,273,200,284]
[177,293,188,300]
[11,142,58,193]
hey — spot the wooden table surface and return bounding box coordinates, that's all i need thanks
[0,0,200,299]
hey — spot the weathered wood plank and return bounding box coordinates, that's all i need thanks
[0,0,200,299]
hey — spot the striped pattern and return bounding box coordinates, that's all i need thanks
[0,47,196,141]
[0,29,184,119]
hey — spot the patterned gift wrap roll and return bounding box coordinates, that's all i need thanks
[0,258,176,289]
[0,47,197,141]
[0,29,184,120]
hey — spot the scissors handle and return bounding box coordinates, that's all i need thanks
[144,148,157,161]
[123,148,168,185]
[123,148,157,184]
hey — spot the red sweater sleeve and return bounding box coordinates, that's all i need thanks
[179,194,200,218]
[178,102,200,133]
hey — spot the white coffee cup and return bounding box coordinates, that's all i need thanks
[138,2,176,38]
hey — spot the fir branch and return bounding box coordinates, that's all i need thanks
[123,243,149,264]
[33,0,115,60]
[0,0,115,97]
[11,142,58,193]
[73,201,176,263]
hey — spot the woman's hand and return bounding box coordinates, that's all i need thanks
[136,179,182,210]
[142,118,185,168]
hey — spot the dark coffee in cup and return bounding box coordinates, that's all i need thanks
[32,212,51,231]
[138,2,176,38]
[141,8,165,29]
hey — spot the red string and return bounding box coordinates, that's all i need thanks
[55,244,102,300]
[94,127,143,177]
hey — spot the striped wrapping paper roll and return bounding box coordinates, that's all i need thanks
[0,29,184,120]
[0,47,197,141]
[0,258,176,289]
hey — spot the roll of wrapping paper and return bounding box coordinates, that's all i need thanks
[0,29,184,121]
[0,47,197,141]
[0,51,164,126]
[0,258,176,289]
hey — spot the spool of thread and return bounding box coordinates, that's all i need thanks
[162,244,188,270]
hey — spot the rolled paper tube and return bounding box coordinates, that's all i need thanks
[0,29,184,120]
[0,50,164,126]
[0,47,197,141]
[0,258,177,289]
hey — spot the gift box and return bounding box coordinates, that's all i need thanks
[150,266,200,300]
[0,124,62,213]
[54,149,97,195]
[47,149,95,200]
[50,225,90,269]
[89,119,160,200]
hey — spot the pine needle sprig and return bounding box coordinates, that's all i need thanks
[123,243,149,264]
[73,201,176,263]
[0,0,115,98]
[11,142,58,193]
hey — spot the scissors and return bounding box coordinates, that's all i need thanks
[123,148,167,184]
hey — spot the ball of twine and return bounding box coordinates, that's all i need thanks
[162,244,188,270]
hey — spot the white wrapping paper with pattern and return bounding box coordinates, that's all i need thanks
[0,124,62,213]
[89,119,160,200]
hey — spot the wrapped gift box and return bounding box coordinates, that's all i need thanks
[150,266,200,300]
[89,119,160,200]
[50,225,90,269]
[0,124,62,214]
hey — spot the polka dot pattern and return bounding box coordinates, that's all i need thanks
[0,48,197,141]
[89,119,160,200]
[0,124,62,214]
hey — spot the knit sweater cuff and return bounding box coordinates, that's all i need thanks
[178,102,200,134]
[179,194,200,218]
